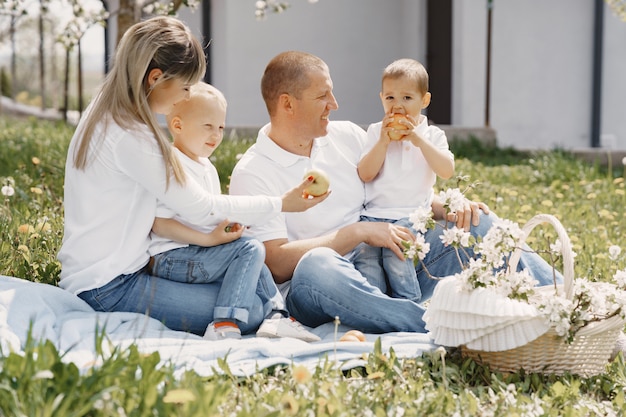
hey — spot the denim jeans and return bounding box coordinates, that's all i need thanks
[286,211,562,334]
[78,237,286,335]
[353,216,421,303]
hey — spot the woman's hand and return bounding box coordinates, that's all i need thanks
[280,177,331,212]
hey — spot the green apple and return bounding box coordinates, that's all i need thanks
[303,168,330,197]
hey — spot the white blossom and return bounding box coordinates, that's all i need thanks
[496,270,536,299]
[408,206,433,233]
[549,239,562,254]
[609,245,622,260]
[440,226,472,248]
[613,269,626,288]
[438,188,466,214]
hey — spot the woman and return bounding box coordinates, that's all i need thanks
[57,16,324,335]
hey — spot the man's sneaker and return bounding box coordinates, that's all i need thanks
[257,317,321,342]
[203,321,242,341]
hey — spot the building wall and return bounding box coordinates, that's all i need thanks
[175,1,626,150]
[198,0,425,130]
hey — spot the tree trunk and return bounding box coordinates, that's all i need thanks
[63,48,70,123]
[38,0,46,111]
[10,15,16,100]
[117,0,136,46]
[78,40,84,117]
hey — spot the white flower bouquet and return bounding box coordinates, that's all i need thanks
[406,186,626,376]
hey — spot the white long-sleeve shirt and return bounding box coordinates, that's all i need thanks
[58,114,281,295]
[149,148,226,256]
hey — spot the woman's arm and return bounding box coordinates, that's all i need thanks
[114,133,326,228]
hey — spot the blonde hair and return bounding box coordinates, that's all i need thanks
[261,51,328,116]
[72,16,206,186]
[382,58,429,95]
[167,82,227,124]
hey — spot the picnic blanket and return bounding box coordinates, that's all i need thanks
[0,275,438,377]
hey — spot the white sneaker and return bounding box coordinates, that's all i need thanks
[203,321,242,341]
[257,317,321,342]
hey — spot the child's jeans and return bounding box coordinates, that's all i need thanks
[78,237,285,335]
[352,215,422,303]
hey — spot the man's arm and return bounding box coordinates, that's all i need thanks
[152,217,244,247]
[263,221,416,283]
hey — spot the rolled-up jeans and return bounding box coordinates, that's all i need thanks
[286,211,562,334]
[78,237,286,335]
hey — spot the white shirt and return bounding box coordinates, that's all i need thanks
[148,148,226,256]
[58,112,281,295]
[229,121,367,243]
[362,116,453,220]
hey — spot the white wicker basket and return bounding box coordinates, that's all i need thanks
[430,214,625,376]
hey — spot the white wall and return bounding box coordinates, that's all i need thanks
[602,9,626,150]
[134,0,626,150]
[206,0,426,128]
[453,0,626,150]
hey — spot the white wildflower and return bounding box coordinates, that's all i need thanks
[33,370,54,380]
[1,185,14,196]
[609,245,622,260]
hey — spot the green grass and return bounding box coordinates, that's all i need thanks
[1,116,626,416]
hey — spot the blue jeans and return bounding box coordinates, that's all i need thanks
[286,211,561,334]
[78,237,286,335]
[353,216,421,303]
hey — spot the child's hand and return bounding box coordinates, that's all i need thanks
[210,219,245,244]
[382,113,415,142]
[398,115,426,147]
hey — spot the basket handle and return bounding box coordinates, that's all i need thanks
[507,214,574,300]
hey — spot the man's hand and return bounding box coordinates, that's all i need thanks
[446,200,490,231]
[360,221,415,260]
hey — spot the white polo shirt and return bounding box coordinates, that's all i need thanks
[229,121,367,243]
[361,116,453,220]
[58,112,281,295]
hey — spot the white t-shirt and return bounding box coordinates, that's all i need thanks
[229,121,367,243]
[58,111,281,295]
[362,116,453,220]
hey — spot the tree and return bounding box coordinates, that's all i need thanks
[111,0,198,46]
[57,0,107,120]
[1,0,29,100]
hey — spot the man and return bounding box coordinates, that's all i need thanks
[229,51,555,334]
